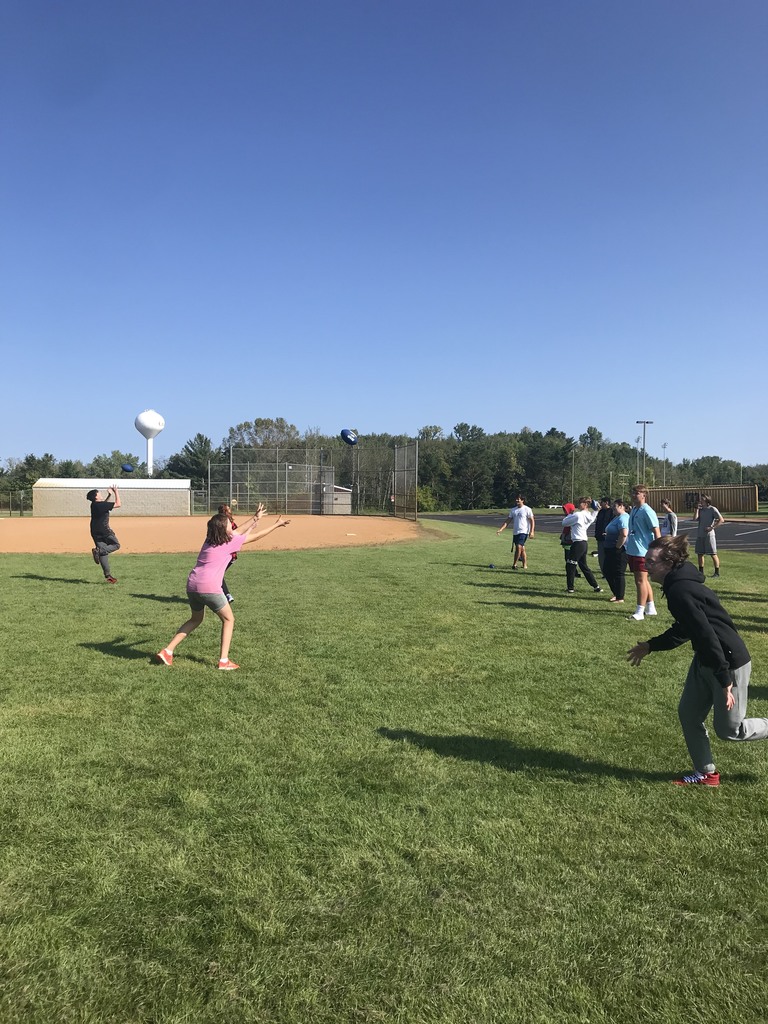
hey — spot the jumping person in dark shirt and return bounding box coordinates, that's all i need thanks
[87,485,121,583]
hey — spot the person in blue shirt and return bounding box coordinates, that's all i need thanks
[602,499,630,603]
[625,485,661,621]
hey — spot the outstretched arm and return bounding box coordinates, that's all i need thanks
[242,515,291,545]
[110,485,121,509]
[234,503,266,536]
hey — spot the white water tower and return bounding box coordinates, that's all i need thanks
[135,409,165,477]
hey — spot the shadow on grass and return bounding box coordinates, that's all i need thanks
[11,573,97,585]
[477,599,613,616]
[439,563,556,577]
[377,728,757,784]
[737,621,768,634]
[80,637,212,667]
[80,637,156,661]
[130,592,189,605]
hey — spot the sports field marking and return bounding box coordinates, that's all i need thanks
[734,526,768,537]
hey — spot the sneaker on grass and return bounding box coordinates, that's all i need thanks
[672,770,720,787]
[156,649,173,666]
[218,659,239,671]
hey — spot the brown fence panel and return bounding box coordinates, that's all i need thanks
[645,485,758,514]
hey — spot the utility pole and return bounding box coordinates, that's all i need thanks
[662,442,668,487]
[636,420,653,483]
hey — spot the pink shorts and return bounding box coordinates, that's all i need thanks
[627,554,647,573]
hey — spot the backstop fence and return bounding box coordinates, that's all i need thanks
[195,443,418,520]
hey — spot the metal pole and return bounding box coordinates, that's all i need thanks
[662,443,667,487]
[570,447,575,503]
[636,420,653,483]
[229,445,233,508]
[207,459,211,513]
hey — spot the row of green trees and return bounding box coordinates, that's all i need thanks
[2,418,766,508]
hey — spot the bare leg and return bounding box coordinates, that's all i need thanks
[214,603,235,662]
[165,610,205,654]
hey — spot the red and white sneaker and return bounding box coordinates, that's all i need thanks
[672,770,720,787]
[156,649,173,666]
[218,659,239,671]
[105,576,118,584]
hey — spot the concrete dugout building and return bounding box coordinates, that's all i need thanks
[33,479,192,517]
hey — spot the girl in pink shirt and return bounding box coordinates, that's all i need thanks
[156,503,289,670]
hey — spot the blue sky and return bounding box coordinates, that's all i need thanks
[2,0,766,467]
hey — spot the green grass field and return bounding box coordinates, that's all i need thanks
[2,522,767,1023]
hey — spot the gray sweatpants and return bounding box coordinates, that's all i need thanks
[678,657,768,773]
[92,531,121,577]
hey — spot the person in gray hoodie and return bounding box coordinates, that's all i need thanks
[627,534,768,786]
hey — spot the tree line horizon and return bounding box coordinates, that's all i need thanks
[2,417,766,509]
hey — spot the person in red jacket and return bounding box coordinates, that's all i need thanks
[627,534,768,786]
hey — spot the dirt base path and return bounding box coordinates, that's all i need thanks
[0,515,422,554]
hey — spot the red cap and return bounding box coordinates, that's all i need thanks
[562,503,576,514]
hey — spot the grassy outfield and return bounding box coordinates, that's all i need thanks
[1,524,767,1024]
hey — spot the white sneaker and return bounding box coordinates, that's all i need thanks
[629,610,645,621]
[645,604,657,617]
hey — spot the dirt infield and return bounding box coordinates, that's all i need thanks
[0,515,422,554]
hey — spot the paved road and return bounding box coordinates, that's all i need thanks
[421,513,768,555]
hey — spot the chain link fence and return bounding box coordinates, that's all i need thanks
[196,444,418,519]
[0,488,30,516]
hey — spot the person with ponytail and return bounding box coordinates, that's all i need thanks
[627,535,768,786]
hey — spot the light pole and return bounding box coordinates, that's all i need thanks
[662,442,668,487]
[635,436,641,482]
[636,420,653,483]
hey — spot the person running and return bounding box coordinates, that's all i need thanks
[627,535,768,786]
[625,485,661,621]
[660,499,678,537]
[602,498,629,603]
[694,495,724,578]
[561,497,602,595]
[219,503,238,603]
[87,485,121,584]
[156,504,289,671]
[496,495,535,569]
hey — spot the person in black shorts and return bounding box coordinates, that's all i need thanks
[87,485,121,583]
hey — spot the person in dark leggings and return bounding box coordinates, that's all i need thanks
[561,497,601,595]
[602,499,629,603]
[219,503,238,603]
[87,486,121,584]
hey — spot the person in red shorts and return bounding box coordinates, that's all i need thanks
[625,485,661,622]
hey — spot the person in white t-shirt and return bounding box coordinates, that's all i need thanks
[497,495,535,569]
[561,497,602,594]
